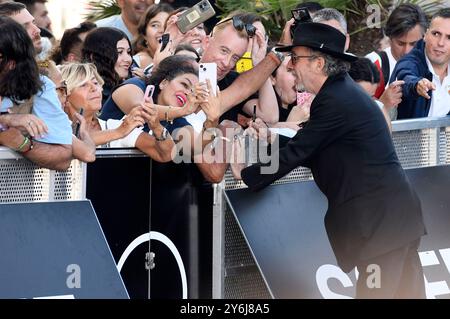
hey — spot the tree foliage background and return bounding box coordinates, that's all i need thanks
[86,0,444,55]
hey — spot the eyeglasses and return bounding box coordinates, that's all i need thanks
[289,53,317,65]
[216,16,256,38]
[56,81,67,96]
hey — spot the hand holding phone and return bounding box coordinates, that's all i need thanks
[176,0,216,34]
[199,63,217,96]
[159,33,170,52]
[143,85,155,103]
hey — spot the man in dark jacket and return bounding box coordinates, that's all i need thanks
[235,22,427,298]
[391,8,450,119]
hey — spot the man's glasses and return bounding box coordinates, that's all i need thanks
[216,16,256,38]
[289,53,317,65]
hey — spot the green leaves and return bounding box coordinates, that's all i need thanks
[84,0,120,22]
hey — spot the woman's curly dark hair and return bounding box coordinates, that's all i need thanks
[81,27,131,89]
[0,16,42,102]
[144,55,198,97]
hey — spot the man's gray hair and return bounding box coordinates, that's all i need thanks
[312,8,347,34]
[311,49,350,77]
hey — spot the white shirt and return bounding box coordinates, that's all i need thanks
[383,47,398,85]
[98,117,143,148]
[366,47,397,87]
[425,55,450,117]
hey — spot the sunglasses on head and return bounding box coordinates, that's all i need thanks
[216,16,256,38]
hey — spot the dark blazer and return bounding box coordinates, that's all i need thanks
[242,72,426,272]
[390,40,433,119]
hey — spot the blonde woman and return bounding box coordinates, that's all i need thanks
[60,62,174,162]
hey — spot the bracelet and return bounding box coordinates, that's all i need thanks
[268,51,282,65]
[22,137,34,153]
[153,127,168,141]
[16,136,31,153]
[165,106,173,125]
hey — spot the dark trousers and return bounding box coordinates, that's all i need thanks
[355,239,425,299]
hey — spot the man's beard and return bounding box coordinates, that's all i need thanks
[296,83,306,93]
[34,37,43,55]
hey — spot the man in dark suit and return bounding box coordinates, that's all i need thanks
[236,22,427,298]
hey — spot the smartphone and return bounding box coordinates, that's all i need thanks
[291,7,312,37]
[74,108,84,138]
[143,85,155,103]
[159,33,170,52]
[176,0,216,34]
[199,62,217,96]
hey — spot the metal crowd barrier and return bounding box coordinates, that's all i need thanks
[212,117,450,299]
[0,148,145,204]
[0,148,86,203]
[2,117,450,298]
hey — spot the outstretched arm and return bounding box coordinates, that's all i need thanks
[220,52,281,115]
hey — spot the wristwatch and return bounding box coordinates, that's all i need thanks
[270,47,285,64]
[154,127,169,141]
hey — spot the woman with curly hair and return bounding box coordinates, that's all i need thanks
[82,27,132,106]
[101,54,235,182]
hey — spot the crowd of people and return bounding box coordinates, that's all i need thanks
[0,0,450,298]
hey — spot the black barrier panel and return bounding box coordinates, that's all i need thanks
[226,166,450,299]
[87,158,213,299]
[0,200,128,299]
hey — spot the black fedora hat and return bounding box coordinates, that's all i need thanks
[276,22,357,62]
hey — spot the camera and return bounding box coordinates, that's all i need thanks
[290,7,312,38]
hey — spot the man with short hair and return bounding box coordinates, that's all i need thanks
[15,0,51,31]
[96,0,154,41]
[235,22,426,298]
[367,4,427,98]
[0,2,42,54]
[391,8,450,119]
[312,8,350,51]
[198,14,278,124]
